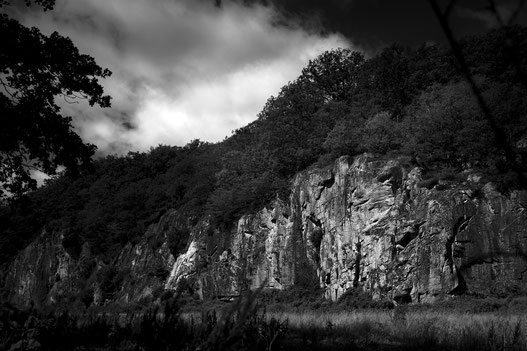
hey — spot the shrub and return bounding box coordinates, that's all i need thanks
[337,287,394,310]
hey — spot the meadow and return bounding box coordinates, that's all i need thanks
[2,292,527,350]
[266,308,526,350]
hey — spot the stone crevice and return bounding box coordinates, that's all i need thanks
[5,155,527,306]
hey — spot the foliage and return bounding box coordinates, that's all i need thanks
[0,141,219,263]
[0,291,291,351]
[97,264,128,302]
[337,287,394,310]
[0,1,111,197]
[300,48,365,103]
[357,111,401,154]
[2,292,527,350]
[0,0,55,10]
[401,81,496,167]
[257,285,326,311]
[0,299,194,351]
[1,26,526,267]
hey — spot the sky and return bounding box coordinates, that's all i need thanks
[10,0,527,157]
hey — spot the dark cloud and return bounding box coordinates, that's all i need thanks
[225,0,527,51]
[12,0,525,157]
[15,0,351,155]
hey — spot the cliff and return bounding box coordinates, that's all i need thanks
[4,154,527,307]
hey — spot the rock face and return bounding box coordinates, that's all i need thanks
[4,229,94,306]
[3,211,185,307]
[4,154,527,306]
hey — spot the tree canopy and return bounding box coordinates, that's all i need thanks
[1,25,526,265]
[0,0,111,197]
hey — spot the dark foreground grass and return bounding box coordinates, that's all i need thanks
[2,294,527,350]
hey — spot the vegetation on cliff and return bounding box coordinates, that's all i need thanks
[1,26,526,266]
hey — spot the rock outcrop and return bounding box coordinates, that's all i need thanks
[4,229,92,306]
[4,154,527,306]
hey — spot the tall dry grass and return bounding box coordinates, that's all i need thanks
[3,292,526,350]
[267,307,526,350]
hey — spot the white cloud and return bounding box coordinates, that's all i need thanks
[18,0,352,154]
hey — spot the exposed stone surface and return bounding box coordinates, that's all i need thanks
[4,154,527,306]
[4,211,185,307]
[4,229,89,306]
[167,154,527,302]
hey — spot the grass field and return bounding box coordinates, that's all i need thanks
[2,293,527,350]
[265,308,526,350]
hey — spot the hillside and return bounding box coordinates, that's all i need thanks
[1,26,527,308]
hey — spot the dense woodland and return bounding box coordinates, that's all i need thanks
[1,26,527,265]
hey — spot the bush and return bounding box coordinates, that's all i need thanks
[337,287,394,310]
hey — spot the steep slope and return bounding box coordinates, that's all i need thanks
[4,154,526,307]
[166,154,527,302]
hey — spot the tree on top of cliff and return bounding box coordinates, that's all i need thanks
[429,0,527,187]
[0,0,112,198]
[300,48,365,103]
[1,23,526,265]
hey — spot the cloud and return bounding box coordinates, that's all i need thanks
[16,0,351,155]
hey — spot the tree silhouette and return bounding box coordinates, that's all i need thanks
[0,0,112,197]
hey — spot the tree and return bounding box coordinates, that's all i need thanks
[428,0,527,187]
[401,81,498,168]
[0,0,112,197]
[301,48,364,103]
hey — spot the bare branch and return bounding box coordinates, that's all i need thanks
[71,92,87,100]
[0,77,18,101]
[22,162,44,172]
[63,94,79,104]
[444,0,459,19]
[486,0,505,26]
[507,0,526,25]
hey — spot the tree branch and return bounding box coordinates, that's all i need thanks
[63,94,80,104]
[429,0,527,188]
[507,0,526,25]
[444,0,459,19]
[486,0,505,26]
[0,77,18,101]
